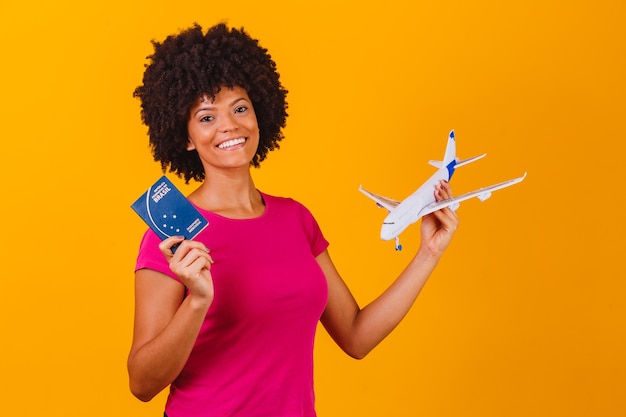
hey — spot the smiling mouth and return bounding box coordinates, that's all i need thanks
[217,138,246,149]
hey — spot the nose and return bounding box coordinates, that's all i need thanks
[218,112,238,133]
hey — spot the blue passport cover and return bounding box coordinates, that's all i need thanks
[131,176,209,241]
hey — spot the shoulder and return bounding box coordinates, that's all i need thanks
[262,192,310,213]
[261,192,328,254]
[135,229,178,280]
[261,193,320,226]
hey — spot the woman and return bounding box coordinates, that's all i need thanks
[128,23,458,417]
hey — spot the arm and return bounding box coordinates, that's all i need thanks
[127,237,214,401]
[319,180,458,359]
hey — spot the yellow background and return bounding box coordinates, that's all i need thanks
[1,0,624,416]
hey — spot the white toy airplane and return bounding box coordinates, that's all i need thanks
[360,130,526,250]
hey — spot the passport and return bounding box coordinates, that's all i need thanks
[131,176,209,241]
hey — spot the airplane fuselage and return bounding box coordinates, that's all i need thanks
[380,164,454,241]
[360,130,525,250]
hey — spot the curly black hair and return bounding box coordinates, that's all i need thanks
[134,23,288,183]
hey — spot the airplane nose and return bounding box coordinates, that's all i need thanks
[380,224,395,241]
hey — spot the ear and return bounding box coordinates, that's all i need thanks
[186,138,196,151]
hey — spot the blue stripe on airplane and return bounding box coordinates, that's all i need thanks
[447,159,457,179]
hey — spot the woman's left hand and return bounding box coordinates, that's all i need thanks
[419,180,459,257]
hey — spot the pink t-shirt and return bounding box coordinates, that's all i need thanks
[135,193,329,417]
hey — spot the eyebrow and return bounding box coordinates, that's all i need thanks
[193,97,250,116]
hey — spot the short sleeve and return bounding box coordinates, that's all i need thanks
[134,229,180,282]
[295,201,329,257]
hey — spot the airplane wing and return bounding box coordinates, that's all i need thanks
[418,172,527,217]
[359,185,401,212]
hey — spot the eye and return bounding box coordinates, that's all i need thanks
[234,105,248,114]
[200,115,214,122]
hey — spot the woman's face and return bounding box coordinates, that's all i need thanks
[186,86,260,173]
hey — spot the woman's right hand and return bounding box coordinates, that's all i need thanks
[159,236,215,307]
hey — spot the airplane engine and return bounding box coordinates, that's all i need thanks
[478,192,492,202]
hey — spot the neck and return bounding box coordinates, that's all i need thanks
[188,170,265,219]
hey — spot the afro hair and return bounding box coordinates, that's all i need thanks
[134,23,288,182]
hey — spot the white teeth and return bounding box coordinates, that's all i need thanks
[218,138,246,149]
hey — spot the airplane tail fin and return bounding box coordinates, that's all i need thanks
[443,129,457,164]
[428,130,457,168]
[428,130,487,170]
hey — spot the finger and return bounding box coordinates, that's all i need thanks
[180,247,213,270]
[202,245,214,264]
[442,180,453,197]
[436,180,453,200]
[170,240,210,262]
[169,248,213,282]
[432,203,459,230]
[434,182,444,201]
[159,236,185,259]
[185,255,212,274]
